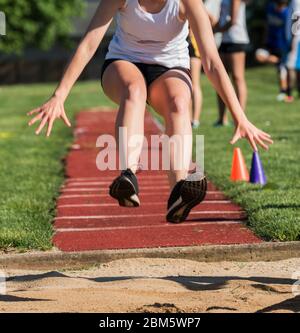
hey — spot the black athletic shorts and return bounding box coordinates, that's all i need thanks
[219,42,250,54]
[100,58,192,89]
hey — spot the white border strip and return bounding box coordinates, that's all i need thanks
[65,175,171,182]
[55,211,245,220]
[64,181,170,187]
[58,200,232,208]
[61,186,171,192]
[55,221,243,233]
[58,191,223,199]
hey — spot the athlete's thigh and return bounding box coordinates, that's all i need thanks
[102,60,147,104]
[148,70,192,118]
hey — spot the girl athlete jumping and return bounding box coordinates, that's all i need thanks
[28,0,273,223]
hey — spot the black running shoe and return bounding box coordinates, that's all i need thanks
[109,169,140,207]
[166,175,207,223]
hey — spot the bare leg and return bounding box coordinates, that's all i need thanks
[217,53,230,125]
[102,60,147,173]
[256,53,279,65]
[231,52,248,112]
[288,69,295,95]
[285,69,293,99]
[279,64,288,93]
[148,70,193,188]
[296,70,300,96]
[289,68,300,97]
[190,57,203,126]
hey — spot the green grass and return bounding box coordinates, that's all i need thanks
[0,66,299,251]
[0,82,113,250]
[197,66,300,242]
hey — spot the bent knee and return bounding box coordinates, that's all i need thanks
[123,82,147,103]
[169,96,190,115]
[232,74,247,86]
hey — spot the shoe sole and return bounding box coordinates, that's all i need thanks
[166,177,207,223]
[109,176,140,208]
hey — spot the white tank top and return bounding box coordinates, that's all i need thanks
[205,0,222,47]
[219,0,249,44]
[106,0,190,69]
[291,0,300,11]
[287,0,300,42]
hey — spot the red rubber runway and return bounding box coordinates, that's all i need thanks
[53,110,261,252]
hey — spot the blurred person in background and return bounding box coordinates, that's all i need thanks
[256,0,293,102]
[286,0,300,98]
[189,0,222,129]
[214,0,250,127]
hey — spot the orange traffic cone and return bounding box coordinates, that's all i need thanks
[230,148,249,182]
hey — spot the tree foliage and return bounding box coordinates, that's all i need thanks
[0,0,85,54]
[246,0,270,48]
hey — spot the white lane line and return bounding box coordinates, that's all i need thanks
[58,191,223,199]
[57,201,232,208]
[65,177,213,183]
[63,181,170,187]
[55,211,245,220]
[65,182,115,186]
[61,188,107,192]
[65,175,169,182]
[55,221,244,233]
[55,214,163,220]
[59,193,164,199]
[61,186,171,192]
[58,203,164,208]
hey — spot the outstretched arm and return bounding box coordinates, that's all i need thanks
[28,0,125,137]
[182,0,273,151]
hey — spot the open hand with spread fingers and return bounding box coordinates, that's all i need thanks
[27,95,71,137]
[230,118,274,151]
